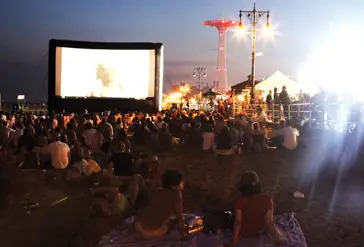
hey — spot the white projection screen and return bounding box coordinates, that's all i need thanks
[55,47,156,99]
[48,40,163,113]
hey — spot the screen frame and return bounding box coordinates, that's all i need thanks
[48,39,163,113]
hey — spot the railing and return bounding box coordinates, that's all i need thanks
[232,102,363,130]
[232,102,312,126]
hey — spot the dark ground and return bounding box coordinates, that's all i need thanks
[1,135,364,247]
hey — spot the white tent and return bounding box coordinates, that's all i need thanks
[255,71,301,93]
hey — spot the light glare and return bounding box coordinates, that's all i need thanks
[299,25,364,102]
[261,23,279,42]
[232,26,248,42]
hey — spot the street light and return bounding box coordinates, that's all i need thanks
[192,66,207,93]
[239,3,270,97]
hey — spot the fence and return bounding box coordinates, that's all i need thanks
[232,102,312,126]
[232,101,364,130]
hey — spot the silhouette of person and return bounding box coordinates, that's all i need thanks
[90,64,123,97]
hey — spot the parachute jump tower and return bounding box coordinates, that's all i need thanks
[204,17,238,93]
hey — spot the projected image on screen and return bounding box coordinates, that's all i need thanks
[55,47,155,99]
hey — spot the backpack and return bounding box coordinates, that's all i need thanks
[202,210,234,234]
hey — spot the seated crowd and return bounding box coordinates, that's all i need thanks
[0,109,299,245]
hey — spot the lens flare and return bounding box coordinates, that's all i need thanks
[231,22,280,44]
[231,26,249,42]
[299,25,364,102]
[260,22,280,43]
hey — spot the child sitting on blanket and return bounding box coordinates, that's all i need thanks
[226,171,286,246]
[134,170,188,239]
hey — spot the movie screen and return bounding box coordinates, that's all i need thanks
[55,47,155,99]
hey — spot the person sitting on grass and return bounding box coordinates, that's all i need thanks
[214,125,236,155]
[33,136,50,169]
[134,170,187,239]
[18,125,36,155]
[202,125,215,151]
[110,142,134,177]
[138,155,161,189]
[272,119,300,150]
[82,147,101,174]
[48,132,70,169]
[226,171,286,246]
[269,120,286,149]
[98,144,149,211]
[229,120,243,150]
[90,173,144,217]
[251,122,270,153]
[158,123,173,152]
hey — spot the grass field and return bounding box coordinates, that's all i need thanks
[1,136,363,247]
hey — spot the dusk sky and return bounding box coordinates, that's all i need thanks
[1,0,364,101]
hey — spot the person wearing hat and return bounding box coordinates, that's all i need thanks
[227,171,286,246]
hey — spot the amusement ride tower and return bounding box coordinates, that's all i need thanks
[204,17,238,93]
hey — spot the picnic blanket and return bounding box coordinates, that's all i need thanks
[98,213,307,247]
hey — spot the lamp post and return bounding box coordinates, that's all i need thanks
[193,66,207,93]
[239,3,270,97]
[193,67,207,110]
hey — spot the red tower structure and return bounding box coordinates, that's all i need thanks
[204,17,238,93]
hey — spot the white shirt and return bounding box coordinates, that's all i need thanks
[276,126,299,150]
[48,141,70,169]
[202,132,215,151]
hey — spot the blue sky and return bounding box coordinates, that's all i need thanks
[1,0,364,101]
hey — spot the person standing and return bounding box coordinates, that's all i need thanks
[266,90,273,109]
[273,87,279,104]
[279,86,291,118]
[158,124,172,152]
[279,86,291,105]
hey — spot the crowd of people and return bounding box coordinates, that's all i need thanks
[0,108,301,245]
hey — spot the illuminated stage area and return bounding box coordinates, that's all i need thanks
[48,40,163,113]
